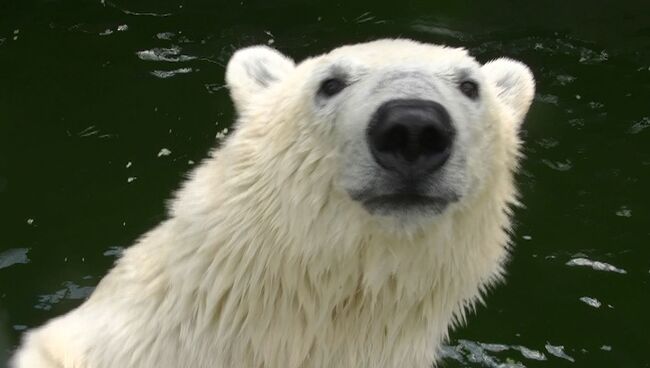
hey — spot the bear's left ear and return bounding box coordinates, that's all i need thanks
[226,45,295,112]
[481,58,535,126]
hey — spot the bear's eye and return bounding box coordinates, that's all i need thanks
[459,80,479,100]
[318,78,347,97]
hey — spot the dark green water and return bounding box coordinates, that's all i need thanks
[1,0,649,367]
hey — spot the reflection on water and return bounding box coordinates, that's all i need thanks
[541,159,573,172]
[104,1,173,17]
[75,125,116,139]
[136,46,196,63]
[442,339,580,367]
[98,24,128,36]
[150,67,193,79]
[566,258,627,274]
[34,281,95,311]
[628,117,650,134]
[579,296,602,308]
[157,148,172,157]
[615,206,632,218]
[545,343,575,363]
[0,249,30,270]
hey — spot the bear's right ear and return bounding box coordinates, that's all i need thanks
[226,46,295,112]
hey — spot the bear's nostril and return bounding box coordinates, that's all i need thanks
[376,124,408,152]
[420,126,449,155]
[368,99,455,175]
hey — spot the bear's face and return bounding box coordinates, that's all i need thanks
[226,39,534,221]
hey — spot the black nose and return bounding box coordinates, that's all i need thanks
[367,99,455,175]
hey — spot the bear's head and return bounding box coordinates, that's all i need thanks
[223,39,534,233]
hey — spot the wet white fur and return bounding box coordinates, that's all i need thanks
[11,39,535,368]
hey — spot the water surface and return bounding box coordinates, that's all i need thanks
[1,0,649,367]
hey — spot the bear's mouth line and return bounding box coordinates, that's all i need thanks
[361,193,452,212]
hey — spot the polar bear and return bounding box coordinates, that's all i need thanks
[11,39,535,368]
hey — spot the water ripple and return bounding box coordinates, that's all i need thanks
[156,32,176,40]
[627,117,650,134]
[410,21,469,41]
[535,94,559,106]
[136,46,197,62]
[104,0,173,17]
[545,343,575,362]
[150,67,193,79]
[103,246,124,257]
[442,340,558,367]
[34,281,95,310]
[579,296,602,308]
[0,248,30,270]
[566,257,627,274]
[157,148,172,157]
[75,125,117,139]
[542,159,572,172]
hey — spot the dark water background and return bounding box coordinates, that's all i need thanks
[1,0,649,367]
